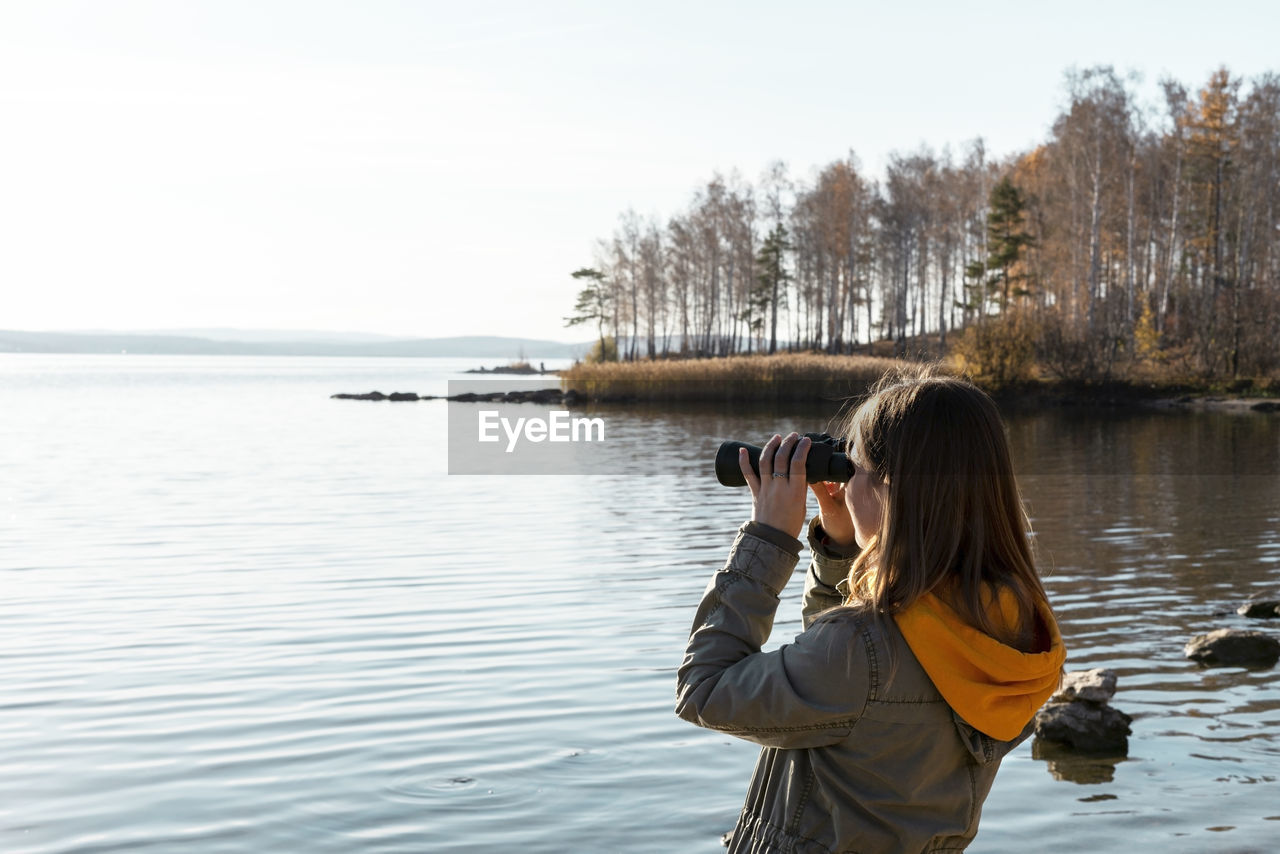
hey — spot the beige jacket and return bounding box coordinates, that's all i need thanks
[676,519,1034,854]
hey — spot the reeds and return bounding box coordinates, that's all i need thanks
[560,353,926,404]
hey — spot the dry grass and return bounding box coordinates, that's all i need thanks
[560,352,930,403]
[557,349,1280,406]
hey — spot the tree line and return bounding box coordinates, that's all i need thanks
[566,66,1280,382]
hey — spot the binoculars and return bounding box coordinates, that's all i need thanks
[715,433,854,487]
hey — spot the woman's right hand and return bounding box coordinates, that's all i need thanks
[809,481,856,546]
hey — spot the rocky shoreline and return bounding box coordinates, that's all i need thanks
[331,388,582,404]
[331,386,1280,412]
[1145,396,1280,413]
[989,383,1280,413]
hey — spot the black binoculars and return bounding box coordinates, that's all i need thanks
[715,433,854,487]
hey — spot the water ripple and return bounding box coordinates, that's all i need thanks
[2,357,1279,853]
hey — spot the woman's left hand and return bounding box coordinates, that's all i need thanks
[738,432,811,539]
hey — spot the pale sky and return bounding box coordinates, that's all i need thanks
[2,0,1277,343]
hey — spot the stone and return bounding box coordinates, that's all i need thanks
[1237,600,1280,619]
[1034,701,1132,753]
[329,391,387,401]
[1184,629,1280,667]
[1251,400,1280,412]
[448,391,505,402]
[529,388,563,404]
[1050,668,1118,704]
[500,388,563,404]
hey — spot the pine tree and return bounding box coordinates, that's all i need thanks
[563,268,613,361]
[964,176,1035,314]
[752,223,793,353]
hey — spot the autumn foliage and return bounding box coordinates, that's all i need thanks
[567,66,1280,390]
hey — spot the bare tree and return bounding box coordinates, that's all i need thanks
[567,65,1280,380]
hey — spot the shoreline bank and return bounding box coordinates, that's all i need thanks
[330,386,1280,414]
[330,354,1279,412]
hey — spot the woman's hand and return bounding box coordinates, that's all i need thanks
[738,432,810,539]
[809,480,856,547]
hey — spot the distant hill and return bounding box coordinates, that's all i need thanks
[66,327,405,344]
[0,329,589,359]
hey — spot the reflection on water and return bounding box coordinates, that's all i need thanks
[1032,738,1128,784]
[0,356,1278,853]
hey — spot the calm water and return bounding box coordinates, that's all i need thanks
[1,354,1278,853]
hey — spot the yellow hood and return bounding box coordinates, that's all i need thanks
[893,587,1066,740]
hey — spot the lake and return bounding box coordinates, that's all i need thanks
[1,354,1278,853]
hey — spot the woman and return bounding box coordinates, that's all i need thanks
[676,369,1066,853]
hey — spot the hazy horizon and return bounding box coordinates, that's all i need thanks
[37,326,589,345]
[0,328,593,358]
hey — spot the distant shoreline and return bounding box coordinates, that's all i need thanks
[330,353,1280,413]
[329,386,1280,413]
[0,329,588,359]
[464,363,559,375]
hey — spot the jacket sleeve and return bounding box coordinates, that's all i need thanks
[675,522,871,749]
[802,515,862,630]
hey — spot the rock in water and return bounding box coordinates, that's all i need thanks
[1034,668,1132,754]
[1237,600,1280,619]
[331,391,387,400]
[1050,668,1118,704]
[1184,629,1280,667]
[1034,702,1133,753]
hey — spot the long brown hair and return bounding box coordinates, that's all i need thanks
[840,367,1049,650]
